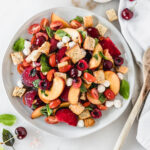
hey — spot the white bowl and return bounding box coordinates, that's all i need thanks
[2,7,135,138]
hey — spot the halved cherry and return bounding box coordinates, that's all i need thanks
[36,32,48,40]
[70,20,82,29]
[83,102,91,107]
[50,38,58,51]
[49,53,56,67]
[40,18,50,31]
[31,35,36,45]
[56,46,67,63]
[59,65,72,73]
[77,59,88,71]
[72,78,82,88]
[60,56,70,63]
[22,59,31,67]
[50,21,64,31]
[45,116,59,124]
[47,69,56,82]
[97,104,107,110]
[28,24,41,34]
[17,64,24,74]
[49,99,61,109]
[104,89,115,100]
[91,88,99,99]
[83,72,96,82]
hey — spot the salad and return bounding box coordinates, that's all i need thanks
[11,13,129,128]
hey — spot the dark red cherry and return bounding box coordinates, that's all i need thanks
[114,57,124,66]
[91,108,102,119]
[86,27,100,38]
[121,8,133,20]
[69,68,78,78]
[77,59,88,71]
[103,60,113,71]
[15,127,27,140]
[39,79,51,90]
[35,36,46,47]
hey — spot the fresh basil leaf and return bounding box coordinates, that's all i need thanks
[93,54,98,60]
[41,104,53,116]
[2,129,15,147]
[85,107,93,111]
[55,29,70,38]
[0,144,4,150]
[0,114,16,126]
[32,104,37,110]
[13,38,25,52]
[89,83,97,89]
[99,94,106,104]
[120,79,130,99]
[95,38,99,46]
[84,69,93,74]
[30,68,37,77]
[72,16,83,23]
[99,51,107,60]
[78,30,86,40]
[33,79,40,88]
[80,83,87,93]
[41,90,48,97]
[45,26,54,38]
[40,54,51,73]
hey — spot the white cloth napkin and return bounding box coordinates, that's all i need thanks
[118,0,150,149]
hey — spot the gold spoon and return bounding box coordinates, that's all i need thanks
[114,48,150,150]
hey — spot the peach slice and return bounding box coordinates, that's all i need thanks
[31,106,45,119]
[51,13,70,28]
[104,71,120,95]
[87,92,101,105]
[68,86,80,105]
[38,77,65,103]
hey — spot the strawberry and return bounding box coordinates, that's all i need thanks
[56,108,78,126]
[56,46,67,63]
[100,37,121,57]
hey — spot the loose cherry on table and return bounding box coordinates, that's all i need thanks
[121,8,133,20]
[15,127,27,140]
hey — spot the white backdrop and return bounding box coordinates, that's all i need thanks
[0,0,144,150]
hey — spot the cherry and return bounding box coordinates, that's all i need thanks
[121,8,133,20]
[103,60,113,71]
[91,108,102,119]
[69,68,78,78]
[15,127,27,140]
[86,27,100,38]
[35,36,46,47]
[77,59,88,71]
[114,57,124,66]
[39,79,51,90]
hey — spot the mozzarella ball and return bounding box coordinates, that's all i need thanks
[69,41,76,48]
[57,41,64,49]
[62,36,70,43]
[105,101,114,108]
[103,80,110,87]
[17,80,24,88]
[23,40,31,56]
[77,120,84,128]
[97,85,105,93]
[66,78,73,86]
[114,99,122,108]
[78,70,82,77]
[117,73,124,80]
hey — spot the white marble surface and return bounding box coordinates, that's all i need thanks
[0,0,145,149]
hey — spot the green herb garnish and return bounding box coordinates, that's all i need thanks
[85,107,93,111]
[119,79,130,99]
[41,104,53,116]
[78,30,87,40]
[93,54,98,60]
[84,69,93,74]
[41,90,48,96]
[99,51,108,60]
[89,83,97,89]
[30,68,37,77]
[0,114,16,126]
[95,38,99,46]
[99,94,106,104]
[33,79,40,88]
[55,29,70,38]
[80,83,87,93]
[13,38,25,52]
[45,26,54,38]
[71,16,83,23]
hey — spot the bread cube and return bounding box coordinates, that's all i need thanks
[26,50,41,63]
[54,72,67,80]
[12,87,26,98]
[69,103,85,115]
[11,52,24,65]
[83,36,95,51]
[65,45,86,64]
[84,118,95,127]
[39,41,50,55]
[93,70,105,84]
[58,61,68,68]
[106,9,118,22]
[80,92,86,100]
[96,23,108,36]
[83,16,93,27]
[116,66,128,74]
[79,109,91,120]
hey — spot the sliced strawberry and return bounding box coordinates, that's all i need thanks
[60,87,69,102]
[56,46,67,63]
[50,38,58,51]
[36,32,49,40]
[100,37,121,57]
[59,65,72,73]
[56,108,78,126]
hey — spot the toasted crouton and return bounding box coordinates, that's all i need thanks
[96,23,108,36]
[69,103,85,115]
[83,16,93,27]
[83,36,95,51]
[116,66,128,74]
[103,49,114,63]
[54,72,67,80]
[106,9,118,22]
[39,41,50,55]
[65,45,86,64]
[93,70,105,84]
[77,26,85,31]
[80,92,86,100]
[26,50,41,63]
[84,83,91,89]
[79,109,91,120]
[11,52,24,65]
[84,118,95,127]
[12,87,26,98]
[58,61,68,68]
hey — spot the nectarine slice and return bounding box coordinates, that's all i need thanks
[104,71,120,95]
[38,77,65,103]
[87,92,101,105]
[31,106,44,119]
